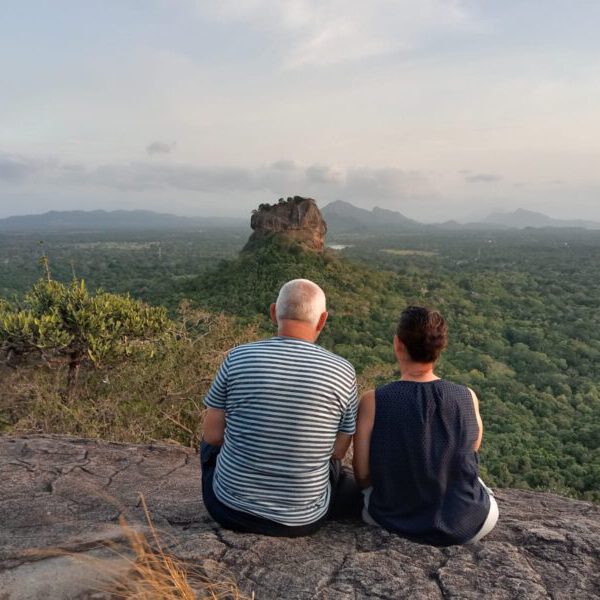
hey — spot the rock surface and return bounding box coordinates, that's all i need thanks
[1,435,599,600]
[245,196,327,252]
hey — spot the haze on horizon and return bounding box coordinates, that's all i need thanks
[1,1,599,223]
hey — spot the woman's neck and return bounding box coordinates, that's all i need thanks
[398,361,439,382]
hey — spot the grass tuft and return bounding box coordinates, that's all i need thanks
[110,496,248,599]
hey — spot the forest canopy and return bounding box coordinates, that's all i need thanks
[1,228,599,502]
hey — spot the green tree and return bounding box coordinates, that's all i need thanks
[0,278,170,392]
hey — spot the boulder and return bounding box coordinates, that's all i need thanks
[1,435,599,599]
[244,196,327,252]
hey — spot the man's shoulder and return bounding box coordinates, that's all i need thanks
[312,344,356,378]
[228,338,356,378]
[227,338,273,358]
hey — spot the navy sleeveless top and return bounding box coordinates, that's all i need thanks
[368,379,490,546]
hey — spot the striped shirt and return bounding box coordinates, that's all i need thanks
[204,336,358,526]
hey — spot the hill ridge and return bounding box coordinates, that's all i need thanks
[0,209,245,232]
[2,205,600,232]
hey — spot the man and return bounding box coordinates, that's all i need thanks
[201,278,358,536]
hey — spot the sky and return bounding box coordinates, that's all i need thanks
[1,1,600,222]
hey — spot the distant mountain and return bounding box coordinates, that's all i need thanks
[321,200,421,233]
[436,220,510,231]
[483,208,600,230]
[4,205,598,235]
[0,210,246,232]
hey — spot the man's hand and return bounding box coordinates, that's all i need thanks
[202,407,226,446]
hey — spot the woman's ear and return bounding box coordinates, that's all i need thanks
[393,335,404,358]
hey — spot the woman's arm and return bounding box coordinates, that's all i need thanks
[469,388,483,452]
[353,390,376,489]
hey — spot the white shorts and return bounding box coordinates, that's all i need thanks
[361,478,499,543]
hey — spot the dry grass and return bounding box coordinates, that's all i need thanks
[20,494,250,599]
[109,496,249,600]
[0,311,258,446]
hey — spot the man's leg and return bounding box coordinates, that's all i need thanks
[328,459,363,520]
[200,441,245,530]
[200,441,326,537]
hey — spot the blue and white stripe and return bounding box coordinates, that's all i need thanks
[204,336,358,526]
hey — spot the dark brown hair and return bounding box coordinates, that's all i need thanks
[395,306,448,363]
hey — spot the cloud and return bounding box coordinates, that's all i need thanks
[0,152,432,203]
[345,167,430,199]
[146,141,175,156]
[0,153,57,182]
[201,0,478,67]
[465,173,502,183]
[305,164,343,184]
[271,160,298,171]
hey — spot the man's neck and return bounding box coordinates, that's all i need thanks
[277,320,318,343]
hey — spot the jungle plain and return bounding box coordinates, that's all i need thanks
[1,223,599,503]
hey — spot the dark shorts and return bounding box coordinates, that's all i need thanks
[200,441,361,537]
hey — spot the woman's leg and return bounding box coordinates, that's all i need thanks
[466,481,499,543]
[360,486,380,526]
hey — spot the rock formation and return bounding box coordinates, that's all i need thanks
[244,196,327,252]
[1,435,599,599]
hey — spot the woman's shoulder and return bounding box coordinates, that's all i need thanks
[431,381,477,415]
[375,379,472,402]
[376,378,464,390]
[434,378,472,397]
[375,380,403,396]
[436,378,470,391]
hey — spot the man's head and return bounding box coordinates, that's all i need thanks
[394,305,448,364]
[270,279,328,342]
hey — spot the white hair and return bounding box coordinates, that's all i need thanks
[275,279,326,325]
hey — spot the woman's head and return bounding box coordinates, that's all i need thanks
[395,306,448,363]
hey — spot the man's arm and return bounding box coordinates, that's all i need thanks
[469,388,483,452]
[332,432,352,460]
[202,353,230,445]
[202,408,226,446]
[335,375,359,460]
[353,390,376,489]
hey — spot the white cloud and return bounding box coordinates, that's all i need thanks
[200,0,478,67]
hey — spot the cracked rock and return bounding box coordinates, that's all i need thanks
[0,435,599,599]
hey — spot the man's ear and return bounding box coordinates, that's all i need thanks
[316,311,328,332]
[270,303,278,325]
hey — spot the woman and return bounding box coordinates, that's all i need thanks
[353,306,498,546]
